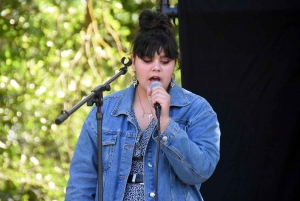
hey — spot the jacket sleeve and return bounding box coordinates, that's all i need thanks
[65,118,98,201]
[154,102,221,185]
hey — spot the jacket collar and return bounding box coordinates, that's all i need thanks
[111,82,190,117]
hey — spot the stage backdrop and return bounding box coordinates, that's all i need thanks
[177,1,300,201]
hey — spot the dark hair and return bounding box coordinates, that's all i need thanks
[132,10,179,62]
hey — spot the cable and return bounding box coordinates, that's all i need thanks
[155,106,161,201]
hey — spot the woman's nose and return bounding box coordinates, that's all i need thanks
[152,60,161,71]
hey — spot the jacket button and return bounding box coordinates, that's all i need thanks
[148,162,153,167]
[162,136,168,141]
[150,192,155,197]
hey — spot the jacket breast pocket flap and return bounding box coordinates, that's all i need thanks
[101,133,118,169]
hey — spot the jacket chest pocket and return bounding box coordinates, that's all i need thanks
[102,132,118,170]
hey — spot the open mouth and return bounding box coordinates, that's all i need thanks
[150,76,161,82]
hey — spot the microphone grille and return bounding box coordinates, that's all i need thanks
[150,81,162,89]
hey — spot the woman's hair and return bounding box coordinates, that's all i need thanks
[132,10,179,62]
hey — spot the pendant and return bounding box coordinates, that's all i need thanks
[148,114,153,119]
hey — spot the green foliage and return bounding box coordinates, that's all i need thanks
[0,0,181,200]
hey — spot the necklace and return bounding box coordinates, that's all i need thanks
[137,89,153,119]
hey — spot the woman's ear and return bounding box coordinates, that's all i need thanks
[131,54,135,71]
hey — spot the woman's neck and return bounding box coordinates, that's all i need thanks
[133,86,153,131]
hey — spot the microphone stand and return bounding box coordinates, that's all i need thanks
[55,57,132,201]
[157,0,178,19]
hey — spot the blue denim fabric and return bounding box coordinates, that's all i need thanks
[65,83,221,201]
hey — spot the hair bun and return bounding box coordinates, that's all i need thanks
[138,10,172,32]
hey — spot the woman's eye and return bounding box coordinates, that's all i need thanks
[161,60,170,64]
[143,59,152,63]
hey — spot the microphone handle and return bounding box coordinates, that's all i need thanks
[154,103,161,110]
[154,103,161,118]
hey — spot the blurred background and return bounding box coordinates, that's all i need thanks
[0,0,180,200]
[2,0,299,201]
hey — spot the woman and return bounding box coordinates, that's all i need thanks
[65,9,220,201]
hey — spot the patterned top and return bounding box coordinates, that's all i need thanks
[123,113,157,201]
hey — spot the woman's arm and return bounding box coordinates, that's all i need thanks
[65,118,98,201]
[155,105,221,184]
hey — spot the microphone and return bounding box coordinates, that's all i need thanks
[150,81,162,117]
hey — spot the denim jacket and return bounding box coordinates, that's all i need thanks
[65,83,220,201]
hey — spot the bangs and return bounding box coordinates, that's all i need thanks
[133,32,178,60]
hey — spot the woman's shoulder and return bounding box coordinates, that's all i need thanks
[104,86,130,100]
[171,84,206,104]
[85,86,133,121]
[177,86,216,113]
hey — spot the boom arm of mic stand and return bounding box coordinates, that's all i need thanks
[55,57,132,125]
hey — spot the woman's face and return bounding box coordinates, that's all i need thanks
[131,49,175,91]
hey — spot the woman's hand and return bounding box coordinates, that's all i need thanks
[147,85,170,131]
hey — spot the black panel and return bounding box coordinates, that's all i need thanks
[178,1,300,200]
